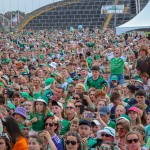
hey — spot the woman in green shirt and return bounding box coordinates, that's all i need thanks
[109,47,129,86]
[32,77,42,99]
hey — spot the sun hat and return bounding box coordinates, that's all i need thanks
[128,106,139,114]
[13,107,27,118]
[97,126,116,138]
[2,75,9,82]
[135,78,143,84]
[49,62,57,69]
[34,96,48,105]
[118,114,130,122]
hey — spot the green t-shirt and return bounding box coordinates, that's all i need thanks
[87,137,97,150]
[33,89,42,99]
[18,123,25,130]
[86,57,93,69]
[87,42,95,47]
[86,76,108,90]
[59,119,70,135]
[44,89,53,98]
[94,54,101,60]
[30,110,54,131]
[1,58,10,64]
[110,57,124,74]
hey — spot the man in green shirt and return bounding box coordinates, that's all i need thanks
[86,65,108,92]
[78,119,97,150]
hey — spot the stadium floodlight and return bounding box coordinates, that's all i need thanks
[130,0,141,14]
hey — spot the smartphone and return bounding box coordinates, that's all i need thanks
[80,105,84,114]
[82,92,88,106]
[0,119,3,134]
[84,113,96,118]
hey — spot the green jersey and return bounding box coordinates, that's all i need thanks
[86,76,108,90]
[30,110,54,131]
[110,57,124,74]
[59,119,70,135]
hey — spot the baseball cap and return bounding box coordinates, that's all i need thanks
[79,119,91,127]
[128,106,139,114]
[99,106,109,115]
[111,75,118,81]
[52,101,63,109]
[91,120,101,126]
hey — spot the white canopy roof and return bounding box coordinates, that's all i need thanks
[116,0,150,35]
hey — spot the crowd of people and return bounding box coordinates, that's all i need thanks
[0,26,150,150]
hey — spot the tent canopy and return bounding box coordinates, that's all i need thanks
[116,0,150,35]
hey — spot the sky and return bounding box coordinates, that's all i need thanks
[0,0,61,14]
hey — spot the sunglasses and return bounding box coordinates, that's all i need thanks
[45,123,54,127]
[101,134,111,137]
[75,105,82,108]
[73,97,80,100]
[127,139,138,144]
[65,140,77,145]
[116,128,124,132]
[66,106,74,109]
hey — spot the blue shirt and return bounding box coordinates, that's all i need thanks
[52,134,63,150]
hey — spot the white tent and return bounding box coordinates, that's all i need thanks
[116,0,150,35]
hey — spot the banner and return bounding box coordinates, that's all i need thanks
[101,5,124,14]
